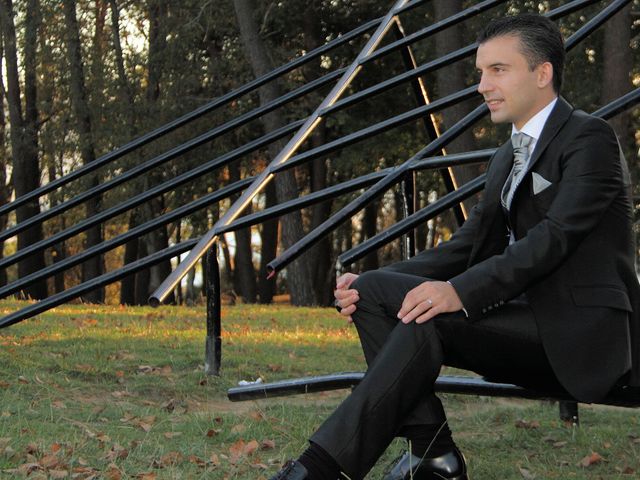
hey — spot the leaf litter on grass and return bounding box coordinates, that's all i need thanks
[2,301,640,478]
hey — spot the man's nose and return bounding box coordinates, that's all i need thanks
[477,74,492,95]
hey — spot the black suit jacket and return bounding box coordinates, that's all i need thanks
[385,98,640,403]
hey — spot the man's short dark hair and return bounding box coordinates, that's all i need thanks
[477,14,565,93]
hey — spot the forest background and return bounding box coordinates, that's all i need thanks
[0,0,638,308]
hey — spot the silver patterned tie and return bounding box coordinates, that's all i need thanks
[502,132,533,209]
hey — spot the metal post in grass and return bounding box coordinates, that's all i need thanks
[204,245,222,376]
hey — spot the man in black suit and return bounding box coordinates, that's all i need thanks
[270,13,639,480]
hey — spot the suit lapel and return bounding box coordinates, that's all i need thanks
[469,98,574,261]
[507,97,574,228]
[469,141,513,262]
[522,97,574,177]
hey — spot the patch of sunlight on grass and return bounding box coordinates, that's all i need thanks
[1,300,640,479]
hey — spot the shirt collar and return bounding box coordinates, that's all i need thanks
[511,97,558,141]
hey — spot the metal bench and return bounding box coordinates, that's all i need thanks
[228,373,640,424]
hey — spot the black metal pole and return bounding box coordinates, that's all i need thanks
[0,69,341,244]
[0,240,197,329]
[0,15,384,219]
[149,0,417,307]
[265,0,632,277]
[339,175,486,266]
[0,118,304,271]
[205,246,222,376]
[393,18,465,228]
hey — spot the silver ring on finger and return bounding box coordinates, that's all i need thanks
[427,298,433,306]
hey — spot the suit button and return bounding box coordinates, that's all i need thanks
[499,300,504,305]
[488,305,493,310]
[482,308,487,314]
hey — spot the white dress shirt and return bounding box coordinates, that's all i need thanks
[506,97,557,244]
[511,97,558,164]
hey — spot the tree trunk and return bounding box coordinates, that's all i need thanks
[0,0,47,299]
[304,2,333,306]
[62,0,104,302]
[257,181,277,303]
[233,0,315,305]
[109,0,141,304]
[600,4,633,161]
[134,238,149,305]
[228,162,257,303]
[119,212,139,304]
[434,0,479,218]
[90,0,108,106]
[109,0,135,109]
[139,0,174,304]
[0,35,12,288]
[219,235,234,292]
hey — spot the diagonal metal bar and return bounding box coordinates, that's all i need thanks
[271,86,480,173]
[392,14,465,251]
[318,0,601,119]
[0,14,386,218]
[364,0,507,64]
[593,87,640,118]
[0,68,344,244]
[0,241,197,330]
[218,150,492,236]
[0,149,492,300]
[266,103,488,274]
[340,175,486,265]
[0,118,305,270]
[0,178,252,298]
[264,0,631,275]
[149,0,416,306]
[339,91,639,267]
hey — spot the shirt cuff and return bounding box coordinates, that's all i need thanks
[447,280,469,318]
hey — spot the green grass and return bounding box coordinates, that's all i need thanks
[0,300,639,479]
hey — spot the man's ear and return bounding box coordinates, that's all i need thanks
[537,62,554,89]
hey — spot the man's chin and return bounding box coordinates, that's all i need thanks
[489,111,509,124]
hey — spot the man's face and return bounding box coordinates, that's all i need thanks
[475,34,552,130]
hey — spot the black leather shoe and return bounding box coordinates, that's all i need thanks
[269,460,308,479]
[382,448,468,480]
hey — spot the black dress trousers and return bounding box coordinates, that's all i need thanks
[310,270,566,480]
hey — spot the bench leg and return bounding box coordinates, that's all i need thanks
[559,400,579,425]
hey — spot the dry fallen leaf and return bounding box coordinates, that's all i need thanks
[104,463,122,480]
[261,439,276,450]
[231,424,247,434]
[111,390,132,399]
[152,451,183,468]
[48,470,69,479]
[105,444,128,462]
[244,440,260,456]
[132,473,156,479]
[188,455,206,467]
[519,467,536,479]
[39,454,61,469]
[578,451,604,468]
[249,411,266,421]
[515,420,540,429]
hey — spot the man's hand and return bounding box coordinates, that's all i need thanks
[397,281,463,324]
[334,273,360,323]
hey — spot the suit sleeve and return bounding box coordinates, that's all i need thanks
[449,117,621,319]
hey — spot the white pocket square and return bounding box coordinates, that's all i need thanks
[532,172,552,195]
